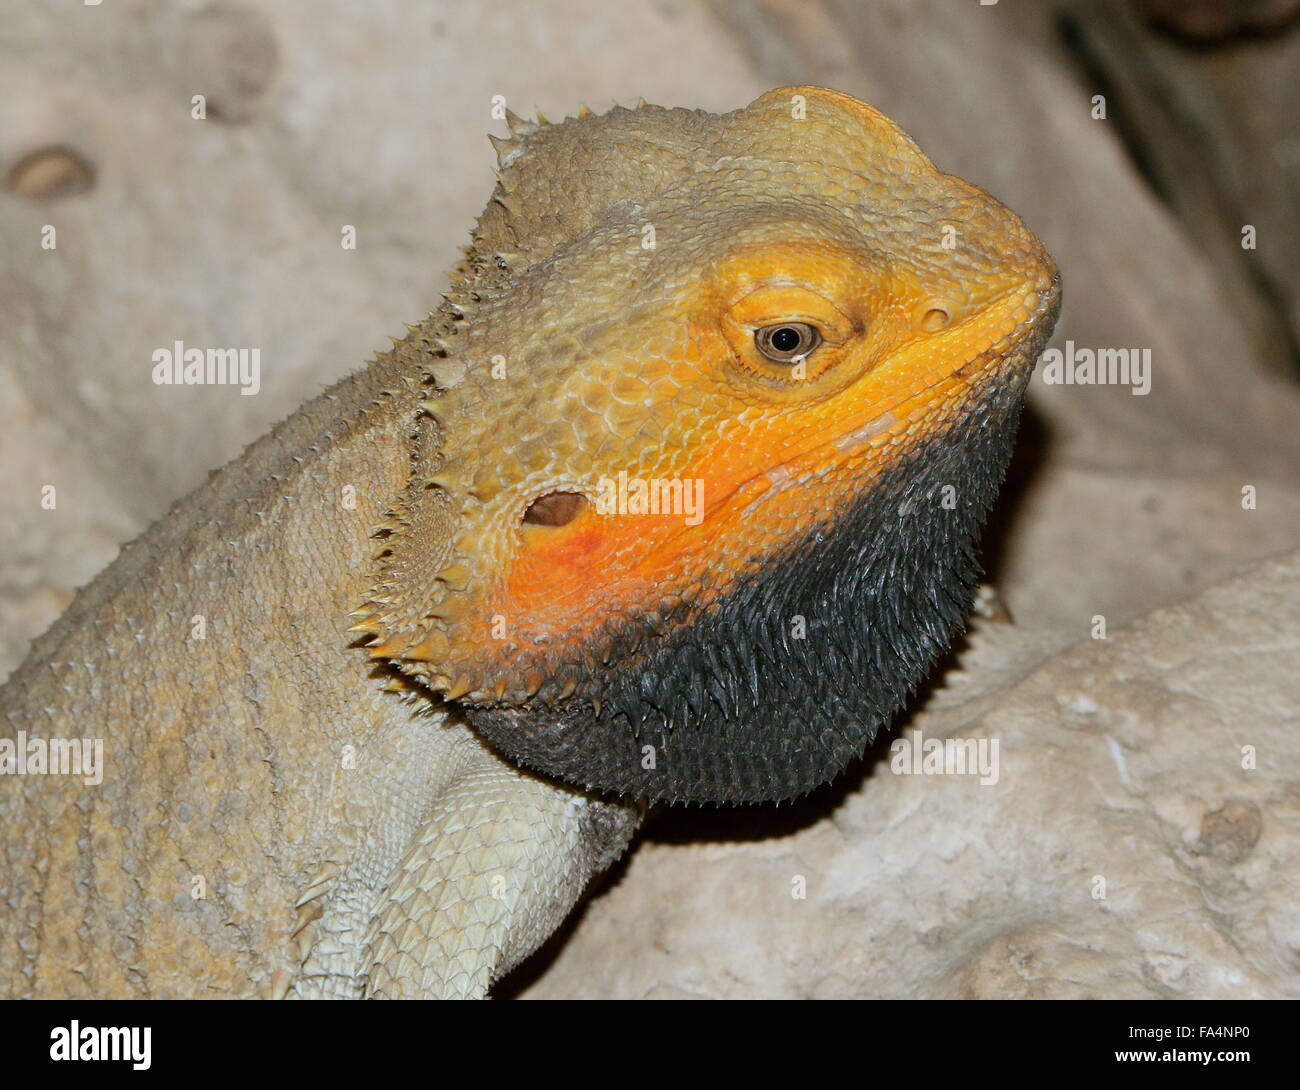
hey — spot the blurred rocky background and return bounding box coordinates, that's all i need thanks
[2,0,1298,997]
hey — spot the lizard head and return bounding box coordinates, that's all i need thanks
[356,86,1060,803]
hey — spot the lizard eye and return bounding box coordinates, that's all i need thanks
[755,322,822,363]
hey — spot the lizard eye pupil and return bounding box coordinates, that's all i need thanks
[756,322,821,362]
[769,327,801,352]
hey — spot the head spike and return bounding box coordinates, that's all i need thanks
[436,562,471,591]
[488,132,523,168]
[404,631,451,663]
[445,676,473,700]
[367,636,406,660]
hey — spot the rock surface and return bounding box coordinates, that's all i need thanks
[2,0,1297,998]
[517,552,1300,999]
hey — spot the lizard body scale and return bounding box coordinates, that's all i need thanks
[0,87,1059,998]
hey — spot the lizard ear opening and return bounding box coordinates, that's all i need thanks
[523,491,587,528]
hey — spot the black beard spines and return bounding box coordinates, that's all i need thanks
[468,367,1032,804]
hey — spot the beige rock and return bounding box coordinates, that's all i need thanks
[519,551,1300,998]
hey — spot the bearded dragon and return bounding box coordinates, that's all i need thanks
[0,87,1059,999]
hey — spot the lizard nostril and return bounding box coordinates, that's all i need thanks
[522,491,587,528]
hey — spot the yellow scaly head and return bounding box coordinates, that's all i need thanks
[356,87,1060,802]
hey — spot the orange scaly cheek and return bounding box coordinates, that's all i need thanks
[539,519,605,571]
[498,512,667,638]
[492,436,787,647]
[505,516,609,611]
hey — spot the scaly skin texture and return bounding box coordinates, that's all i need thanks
[0,87,1058,998]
